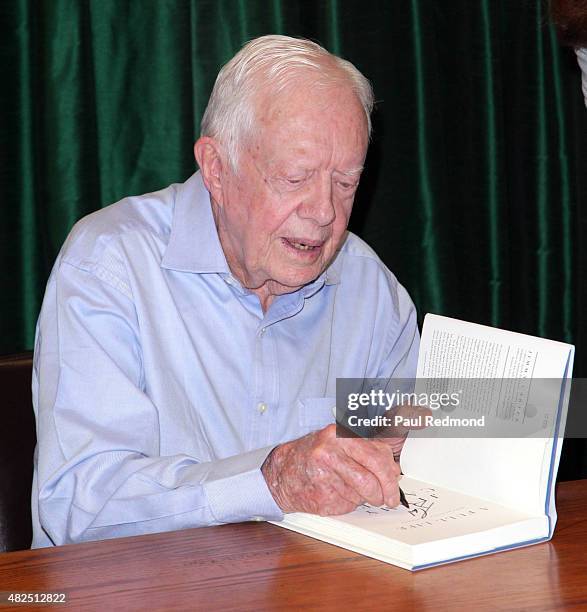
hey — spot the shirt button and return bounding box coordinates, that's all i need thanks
[259,327,266,336]
[250,516,265,522]
[257,402,268,414]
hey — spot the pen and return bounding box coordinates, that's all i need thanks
[399,487,409,509]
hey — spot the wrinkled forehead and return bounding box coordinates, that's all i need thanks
[240,88,369,177]
[249,73,369,144]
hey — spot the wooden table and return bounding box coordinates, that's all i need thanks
[1,480,586,611]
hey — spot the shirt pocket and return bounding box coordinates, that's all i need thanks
[298,397,337,434]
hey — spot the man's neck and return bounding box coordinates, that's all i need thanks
[251,280,303,313]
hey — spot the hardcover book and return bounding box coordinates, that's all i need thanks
[271,314,574,570]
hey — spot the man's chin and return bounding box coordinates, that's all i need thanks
[270,269,325,293]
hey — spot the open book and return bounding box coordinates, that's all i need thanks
[271,314,574,570]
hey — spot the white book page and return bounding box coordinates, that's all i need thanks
[416,314,570,380]
[401,314,572,515]
[280,476,546,563]
[334,476,539,546]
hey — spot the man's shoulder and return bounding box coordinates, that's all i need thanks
[59,182,180,270]
[337,232,412,314]
[340,231,383,261]
[339,231,397,283]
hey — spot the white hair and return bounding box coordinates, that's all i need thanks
[200,35,374,171]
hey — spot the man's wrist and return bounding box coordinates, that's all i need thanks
[261,442,293,513]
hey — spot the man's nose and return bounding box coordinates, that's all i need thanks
[297,177,336,226]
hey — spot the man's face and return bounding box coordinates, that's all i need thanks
[215,82,369,297]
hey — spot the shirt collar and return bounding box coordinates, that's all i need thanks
[161,171,230,274]
[161,170,341,287]
[323,242,343,286]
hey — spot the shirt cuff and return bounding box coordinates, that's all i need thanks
[203,445,284,524]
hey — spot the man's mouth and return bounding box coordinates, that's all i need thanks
[282,238,324,252]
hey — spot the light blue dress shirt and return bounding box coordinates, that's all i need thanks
[31,171,419,547]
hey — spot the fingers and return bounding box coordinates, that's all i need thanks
[340,439,401,507]
[327,454,385,506]
[314,426,400,507]
[303,429,384,507]
[311,425,402,508]
[376,404,434,440]
[312,469,364,516]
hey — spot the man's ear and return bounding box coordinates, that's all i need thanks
[194,137,226,206]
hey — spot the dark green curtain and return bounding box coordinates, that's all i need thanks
[1,1,586,475]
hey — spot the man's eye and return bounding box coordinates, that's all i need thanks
[337,181,357,190]
[286,177,304,185]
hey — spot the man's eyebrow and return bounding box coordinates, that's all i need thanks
[337,167,364,176]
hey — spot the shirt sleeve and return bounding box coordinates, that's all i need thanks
[377,277,420,381]
[33,258,283,546]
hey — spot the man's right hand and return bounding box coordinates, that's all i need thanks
[261,424,402,516]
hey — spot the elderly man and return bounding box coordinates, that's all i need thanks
[32,35,419,547]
